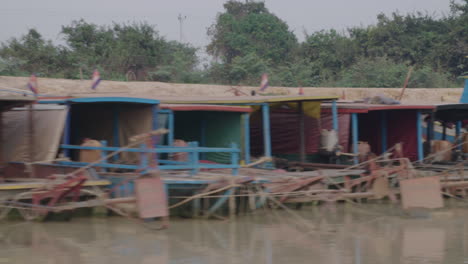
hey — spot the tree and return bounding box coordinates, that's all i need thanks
[207,1,298,66]
[0,29,64,76]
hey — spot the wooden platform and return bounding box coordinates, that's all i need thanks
[0,180,110,191]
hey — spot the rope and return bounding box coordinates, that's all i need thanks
[169,184,240,209]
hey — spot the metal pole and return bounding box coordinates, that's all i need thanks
[28,104,34,178]
[352,113,359,164]
[262,103,272,158]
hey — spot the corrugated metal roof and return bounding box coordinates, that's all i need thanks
[156,95,337,104]
[321,102,435,113]
[39,96,159,105]
[0,96,35,111]
[160,104,252,113]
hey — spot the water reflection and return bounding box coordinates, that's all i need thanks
[0,203,467,264]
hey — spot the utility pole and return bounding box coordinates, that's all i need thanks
[177,14,187,43]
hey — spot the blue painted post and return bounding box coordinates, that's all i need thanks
[351,113,359,164]
[140,143,148,173]
[460,78,468,103]
[163,183,169,204]
[200,118,207,160]
[62,104,71,158]
[380,111,387,152]
[456,121,462,151]
[262,103,272,158]
[100,140,108,172]
[416,110,424,161]
[332,99,339,131]
[112,106,120,162]
[456,121,462,138]
[152,105,159,131]
[168,110,175,146]
[190,141,199,175]
[231,142,239,176]
[427,112,434,151]
[242,113,251,164]
[151,104,160,163]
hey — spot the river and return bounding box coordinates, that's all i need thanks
[1,201,468,264]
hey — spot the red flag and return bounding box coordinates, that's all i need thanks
[259,73,269,92]
[27,74,38,95]
[91,69,101,90]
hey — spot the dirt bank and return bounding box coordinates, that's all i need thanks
[0,75,463,103]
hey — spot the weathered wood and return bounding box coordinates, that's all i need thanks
[284,192,375,203]
[400,176,443,210]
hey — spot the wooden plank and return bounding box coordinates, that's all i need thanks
[400,176,443,210]
[0,180,110,190]
[135,176,168,218]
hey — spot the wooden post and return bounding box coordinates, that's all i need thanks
[231,142,239,176]
[426,112,434,156]
[352,113,359,164]
[28,104,34,178]
[417,110,424,161]
[442,122,447,141]
[380,111,387,152]
[100,140,108,173]
[298,102,306,163]
[190,141,199,175]
[229,179,236,218]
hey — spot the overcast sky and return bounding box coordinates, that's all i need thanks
[1,0,452,49]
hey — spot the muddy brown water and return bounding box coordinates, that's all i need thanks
[1,201,468,264]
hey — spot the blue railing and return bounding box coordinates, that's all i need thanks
[58,141,240,175]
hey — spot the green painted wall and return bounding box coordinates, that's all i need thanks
[174,111,242,164]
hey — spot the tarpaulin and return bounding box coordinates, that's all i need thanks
[357,110,418,161]
[250,107,321,156]
[387,110,418,160]
[69,103,153,163]
[251,101,321,119]
[2,105,67,163]
[320,113,351,153]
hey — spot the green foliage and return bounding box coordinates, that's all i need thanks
[0,20,199,82]
[207,0,297,64]
[0,1,466,88]
[336,57,459,88]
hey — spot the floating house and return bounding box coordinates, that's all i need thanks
[0,96,35,167]
[159,104,252,164]
[2,97,241,178]
[157,95,339,164]
[321,103,435,163]
[424,77,468,148]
